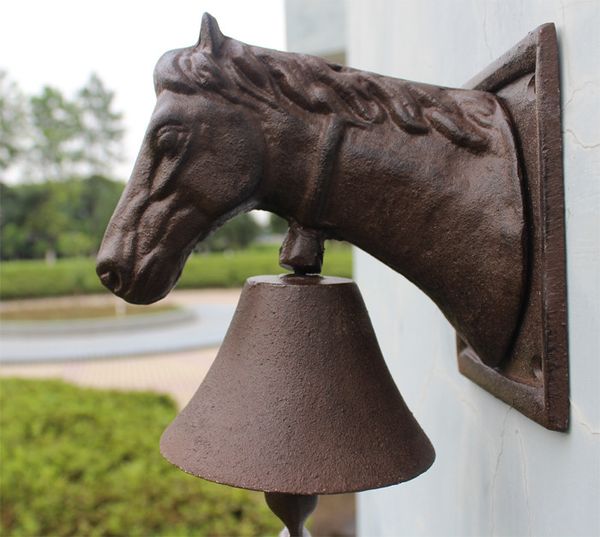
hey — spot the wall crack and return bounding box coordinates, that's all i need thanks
[517,430,533,537]
[490,406,513,537]
[564,80,599,108]
[565,128,600,150]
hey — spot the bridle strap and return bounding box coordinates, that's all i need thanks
[278,117,346,274]
[296,117,346,229]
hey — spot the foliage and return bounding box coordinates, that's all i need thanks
[0,71,28,174]
[198,213,262,252]
[0,257,102,300]
[0,71,128,260]
[29,86,83,180]
[0,378,280,537]
[268,213,288,235]
[76,74,125,177]
[1,176,276,261]
[0,176,125,260]
[10,73,124,181]
[0,244,353,300]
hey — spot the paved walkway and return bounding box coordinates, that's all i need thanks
[0,348,217,408]
[0,290,242,406]
[0,289,240,363]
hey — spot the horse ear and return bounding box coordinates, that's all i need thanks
[198,13,225,55]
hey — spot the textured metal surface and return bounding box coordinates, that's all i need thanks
[279,222,324,275]
[160,275,435,493]
[96,14,567,429]
[98,13,525,371]
[265,493,317,537]
[459,23,569,430]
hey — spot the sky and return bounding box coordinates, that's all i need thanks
[0,0,286,180]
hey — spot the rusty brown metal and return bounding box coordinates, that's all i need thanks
[160,275,435,494]
[265,493,317,537]
[97,12,525,370]
[459,23,569,431]
[97,11,567,444]
[279,222,324,275]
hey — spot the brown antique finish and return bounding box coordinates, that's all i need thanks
[161,275,435,534]
[160,275,435,495]
[265,492,318,537]
[459,23,568,430]
[98,12,526,370]
[96,13,568,531]
[97,15,568,482]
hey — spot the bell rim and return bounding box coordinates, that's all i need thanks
[160,436,436,495]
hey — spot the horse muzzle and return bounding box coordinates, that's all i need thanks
[97,244,185,305]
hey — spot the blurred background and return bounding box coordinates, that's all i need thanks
[0,1,354,535]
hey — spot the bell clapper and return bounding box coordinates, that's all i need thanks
[265,492,318,537]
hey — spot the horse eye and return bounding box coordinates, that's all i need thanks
[156,127,185,155]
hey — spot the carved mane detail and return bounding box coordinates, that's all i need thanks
[154,16,493,151]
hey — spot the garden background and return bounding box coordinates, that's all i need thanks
[0,7,352,535]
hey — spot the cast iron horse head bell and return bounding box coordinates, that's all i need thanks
[97,13,568,535]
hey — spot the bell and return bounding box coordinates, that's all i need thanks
[161,274,434,535]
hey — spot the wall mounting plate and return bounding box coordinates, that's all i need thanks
[458,23,569,431]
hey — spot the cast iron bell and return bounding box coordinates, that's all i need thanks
[94,15,568,537]
[161,274,435,534]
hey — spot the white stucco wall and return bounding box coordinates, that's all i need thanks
[285,0,345,55]
[349,1,600,536]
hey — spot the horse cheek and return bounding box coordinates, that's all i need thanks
[189,129,263,217]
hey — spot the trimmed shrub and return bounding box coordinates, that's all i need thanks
[0,244,353,300]
[0,378,280,537]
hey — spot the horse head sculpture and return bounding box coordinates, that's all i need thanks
[97,15,568,426]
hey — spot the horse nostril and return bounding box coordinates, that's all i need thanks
[101,270,121,292]
[97,262,123,293]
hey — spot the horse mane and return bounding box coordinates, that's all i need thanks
[154,37,492,151]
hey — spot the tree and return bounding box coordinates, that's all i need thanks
[76,73,124,176]
[26,73,124,181]
[269,213,289,235]
[0,181,63,259]
[29,86,82,180]
[0,72,127,260]
[198,213,262,252]
[0,177,124,260]
[0,71,28,178]
[77,175,125,251]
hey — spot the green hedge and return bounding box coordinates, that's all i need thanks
[0,378,281,537]
[0,257,105,300]
[0,244,352,300]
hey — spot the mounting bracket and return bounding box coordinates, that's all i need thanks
[459,24,568,430]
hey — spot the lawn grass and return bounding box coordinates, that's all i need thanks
[0,243,353,300]
[0,378,281,537]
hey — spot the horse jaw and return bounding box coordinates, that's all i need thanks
[97,203,211,305]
